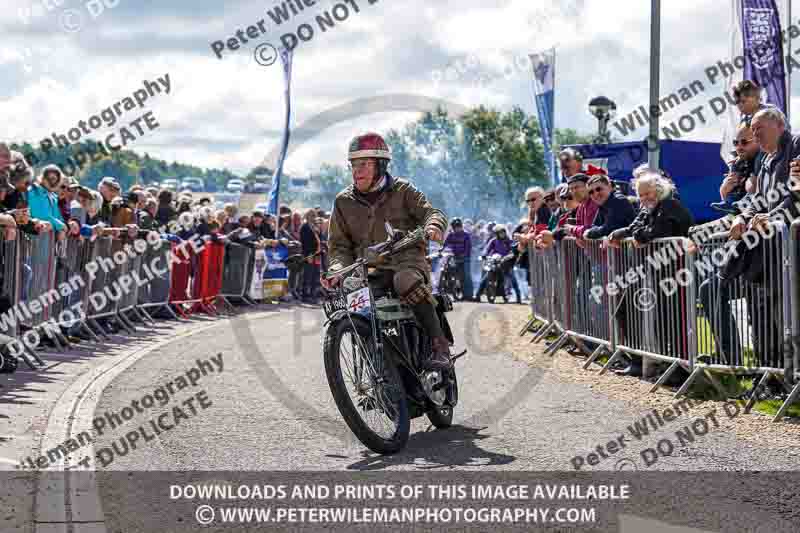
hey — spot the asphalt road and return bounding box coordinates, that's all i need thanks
[91,303,800,472]
[4,302,800,532]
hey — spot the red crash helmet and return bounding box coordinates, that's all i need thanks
[348,132,392,161]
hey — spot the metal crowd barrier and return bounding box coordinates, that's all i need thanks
[605,237,698,392]
[50,237,101,342]
[0,227,260,375]
[778,220,800,420]
[137,239,178,320]
[692,222,792,409]
[221,242,254,308]
[516,220,800,420]
[0,237,41,369]
[17,232,66,350]
[546,237,614,363]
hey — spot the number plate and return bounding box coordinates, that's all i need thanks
[346,287,372,315]
[323,296,347,318]
[323,287,372,318]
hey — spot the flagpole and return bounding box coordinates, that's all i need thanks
[552,46,557,186]
[788,0,792,124]
[648,0,661,170]
[268,47,293,216]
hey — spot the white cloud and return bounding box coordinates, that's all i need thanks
[2,0,797,178]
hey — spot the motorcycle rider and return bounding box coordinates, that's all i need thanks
[442,217,473,299]
[322,132,452,371]
[475,225,522,303]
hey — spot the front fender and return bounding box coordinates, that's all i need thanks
[324,311,372,332]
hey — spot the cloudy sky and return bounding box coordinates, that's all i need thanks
[1,0,798,177]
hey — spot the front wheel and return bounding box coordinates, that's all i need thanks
[451,274,465,301]
[486,276,497,304]
[323,318,410,454]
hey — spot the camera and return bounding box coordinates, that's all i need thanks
[729,155,754,178]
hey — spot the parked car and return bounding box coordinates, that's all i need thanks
[180,177,205,192]
[227,179,245,192]
[161,179,179,191]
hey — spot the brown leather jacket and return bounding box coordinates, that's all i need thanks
[327,175,447,274]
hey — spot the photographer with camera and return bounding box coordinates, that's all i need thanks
[711,123,761,216]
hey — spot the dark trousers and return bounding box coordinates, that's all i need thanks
[453,257,472,298]
[302,262,320,299]
[699,277,782,366]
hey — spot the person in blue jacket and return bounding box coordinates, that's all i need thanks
[27,164,66,237]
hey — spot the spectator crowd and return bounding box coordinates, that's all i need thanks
[0,148,335,364]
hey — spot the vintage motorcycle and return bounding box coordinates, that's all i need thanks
[322,224,464,454]
[427,248,465,301]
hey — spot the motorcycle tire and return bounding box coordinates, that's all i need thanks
[452,278,464,301]
[486,279,497,304]
[323,319,410,455]
[0,349,18,374]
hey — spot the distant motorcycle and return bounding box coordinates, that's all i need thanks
[480,253,507,304]
[427,249,464,301]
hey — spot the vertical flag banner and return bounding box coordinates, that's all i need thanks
[268,46,293,216]
[741,0,787,112]
[720,0,786,162]
[529,48,557,185]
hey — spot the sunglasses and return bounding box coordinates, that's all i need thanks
[589,187,605,195]
[525,197,539,204]
[732,138,754,147]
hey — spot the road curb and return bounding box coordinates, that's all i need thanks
[32,310,283,533]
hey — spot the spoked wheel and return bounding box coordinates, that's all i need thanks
[323,318,410,454]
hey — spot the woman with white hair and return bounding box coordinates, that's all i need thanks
[607,171,694,377]
[608,171,693,246]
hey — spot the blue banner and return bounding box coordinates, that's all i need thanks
[740,0,786,113]
[267,46,293,216]
[529,48,557,186]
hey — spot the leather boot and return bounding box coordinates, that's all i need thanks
[424,336,453,371]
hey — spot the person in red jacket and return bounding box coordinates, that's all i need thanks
[562,173,597,242]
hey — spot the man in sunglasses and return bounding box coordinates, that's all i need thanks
[582,175,636,240]
[712,123,761,215]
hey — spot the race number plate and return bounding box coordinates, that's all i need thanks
[346,287,372,315]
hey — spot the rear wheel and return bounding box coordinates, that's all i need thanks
[323,318,410,454]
